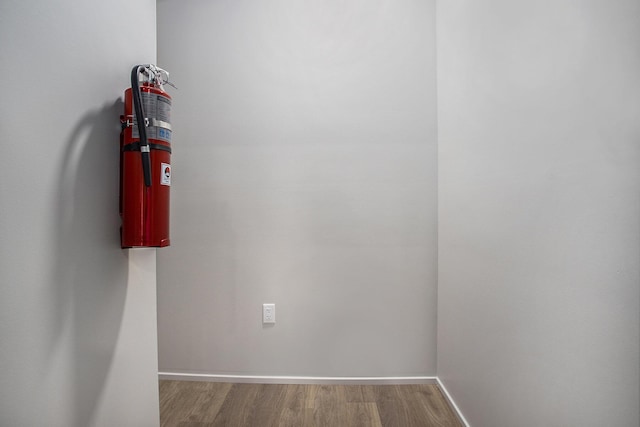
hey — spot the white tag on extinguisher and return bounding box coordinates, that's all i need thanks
[161,163,171,186]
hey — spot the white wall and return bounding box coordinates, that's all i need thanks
[156,0,438,378]
[437,1,640,426]
[0,1,160,426]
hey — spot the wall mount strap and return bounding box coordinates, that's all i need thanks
[120,116,172,131]
[122,142,172,154]
[146,118,172,131]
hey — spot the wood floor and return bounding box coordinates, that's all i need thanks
[159,380,463,427]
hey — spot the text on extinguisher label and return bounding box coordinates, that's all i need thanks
[132,92,172,143]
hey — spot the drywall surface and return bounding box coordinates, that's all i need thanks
[0,1,159,426]
[156,0,438,377]
[437,1,640,426]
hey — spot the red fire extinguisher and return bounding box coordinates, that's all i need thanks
[120,65,174,248]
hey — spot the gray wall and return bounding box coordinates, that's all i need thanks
[156,0,438,378]
[0,1,160,426]
[437,1,640,426]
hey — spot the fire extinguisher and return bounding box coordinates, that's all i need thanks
[120,64,175,248]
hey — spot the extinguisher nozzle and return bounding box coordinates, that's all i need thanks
[141,148,152,187]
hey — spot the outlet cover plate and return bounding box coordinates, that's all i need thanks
[263,303,275,324]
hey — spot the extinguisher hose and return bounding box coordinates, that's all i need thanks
[131,65,152,187]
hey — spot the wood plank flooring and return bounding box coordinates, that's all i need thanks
[159,380,463,427]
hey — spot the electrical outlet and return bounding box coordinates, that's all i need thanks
[263,303,275,324]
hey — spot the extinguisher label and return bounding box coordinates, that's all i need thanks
[161,163,171,186]
[132,92,172,143]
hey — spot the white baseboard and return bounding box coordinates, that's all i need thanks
[158,372,437,385]
[436,377,470,427]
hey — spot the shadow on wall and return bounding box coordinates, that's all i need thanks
[49,99,129,426]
